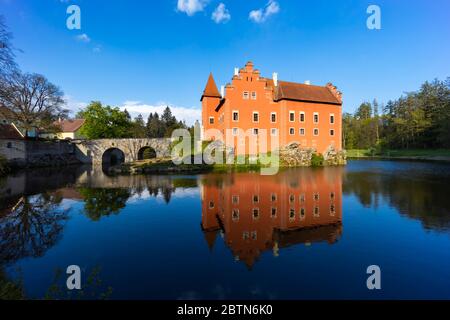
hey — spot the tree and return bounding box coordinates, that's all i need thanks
[0,15,17,75]
[129,114,147,138]
[0,72,67,137]
[77,101,132,139]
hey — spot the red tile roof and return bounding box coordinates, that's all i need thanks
[274,81,342,105]
[201,73,222,101]
[0,123,23,139]
[55,119,85,133]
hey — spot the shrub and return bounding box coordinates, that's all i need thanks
[311,153,324,167]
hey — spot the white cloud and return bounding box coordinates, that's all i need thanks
[93,45,102,53]
[249,0,280,23]
[75,33,91,43]
[64,95,88,116]
[211,3,231,24]
[120,101,201,126]
[177,0,209,16]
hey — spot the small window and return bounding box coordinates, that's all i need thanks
[232,195,239,204]
[253,112,259,123]
[253,195,259,203]
[289,194,295,203]
[313,128,319,136]
[6,142,12,149]
[330,129,335,136]
[209,201,215,209]
[314,193,320,201]
[253,128,259,135]
[289,111,295,122]
[243,231,249,240]
[271,207,277,218]
[289,208,296,220]
[271,128,278,136]
[289,128,295,135]
[232,128,239,136]
[300,112,305,122]
[251,92,257,100]
[300,194,305,203]
[330,205,336,216]
[314,206,320,217]
[313,113,319,123]
[251,231,257,240]
[330,192,335,200]
[232,209,240,221]
[232,111,239,122]
[243,91,249,99]
[330,114,335,124]
[300,208,306,219]
[253,208,260,219]
[271,112,277,123]
[271,193,277,202]
[299,128,305,136]
[209,117,214,124]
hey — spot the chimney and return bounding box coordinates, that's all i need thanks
[220,85,225,98]
[234,68,239,76]
[304,80,310,85]
[273,72,278,87]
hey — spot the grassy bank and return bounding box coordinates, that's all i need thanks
[347,149,450,161]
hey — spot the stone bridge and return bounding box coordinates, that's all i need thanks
[74,138,172,165]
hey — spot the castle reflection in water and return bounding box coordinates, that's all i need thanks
[200,168,343,268]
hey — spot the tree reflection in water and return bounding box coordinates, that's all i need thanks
[344,171,450,232]
[77,188,131,221]
[0,193,69,264]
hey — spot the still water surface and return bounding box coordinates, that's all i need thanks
[1,160,450,299]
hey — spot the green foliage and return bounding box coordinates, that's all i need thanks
[77,101,132,139]
[146,106,188,138]
[344,78,450,150]
[311,153,324,167]
[77,188,131,221]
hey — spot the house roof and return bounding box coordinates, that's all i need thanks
[273,80,342,105]
[55,119,85,133]
[201,73,222,101]
[0,123,23,139]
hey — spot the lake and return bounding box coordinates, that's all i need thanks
[1,160,450,299]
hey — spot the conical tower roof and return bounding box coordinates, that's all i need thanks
[201,73,221,100]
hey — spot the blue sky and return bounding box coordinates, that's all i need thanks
[1,0,449,124]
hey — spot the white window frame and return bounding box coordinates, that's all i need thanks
[289,127,295,135]
[232,209,240,221]
[271,193,277,202]
[270,112,277,123]
[252,208,260,220]
[313,112,319,124]
[232,195,239,204]
[209,116,214,124]
[313,128,319,136]
[232,110,239,122]
[232,127,239,136]
[289,111,295,122]
[299,128,305,136]
[252,111,259,123]
[299,112,305,123]
[271,128,278,136]
[243,91,249,99]
[251,91,257,100]
[253,128,259,136]
[330,113,335,124]
[330,129,335,136]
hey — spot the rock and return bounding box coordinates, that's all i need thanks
[279,144,346,167]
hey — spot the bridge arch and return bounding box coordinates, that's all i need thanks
[102,147,125,165]
[137,146,157,160]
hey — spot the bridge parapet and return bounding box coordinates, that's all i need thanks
[74,138,172,164]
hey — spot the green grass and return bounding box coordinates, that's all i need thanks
[347,149,450,158]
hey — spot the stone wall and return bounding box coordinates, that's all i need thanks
[0,139,80,168]
[279,143,346,167]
